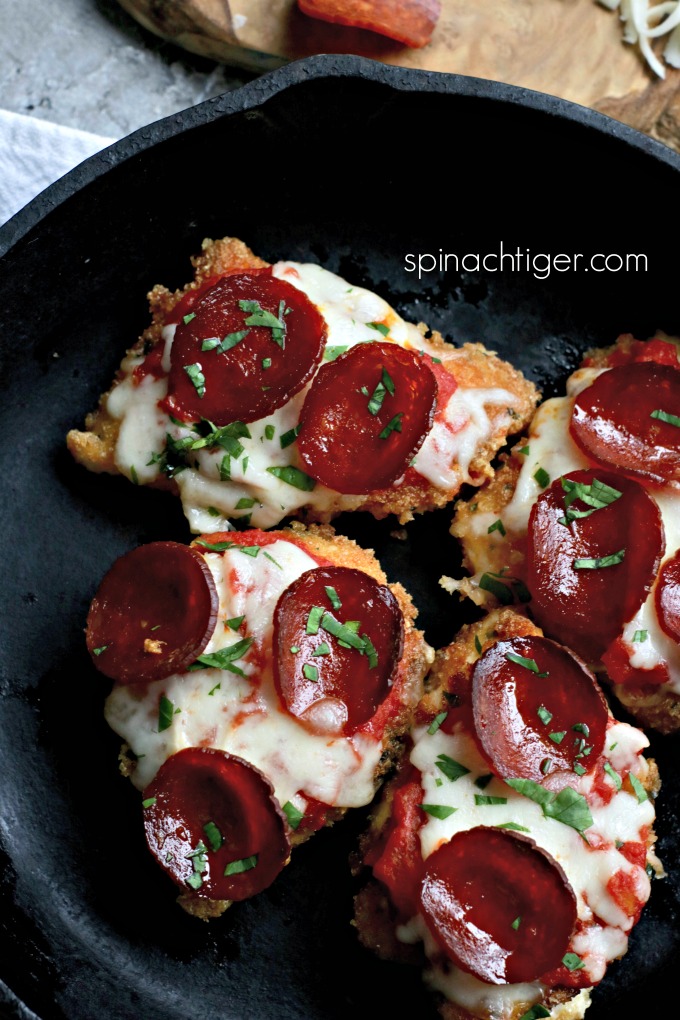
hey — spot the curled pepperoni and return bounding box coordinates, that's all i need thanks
[527,470,664,661]
[472,636,608,782]
[86,542,218,684]
[570,363,680,485]
[273,566,404,736]
[165,272,326,425]
[419,827,577,985]
[655,549,680,644]
[143,748,291,901]
[296,341,438,494]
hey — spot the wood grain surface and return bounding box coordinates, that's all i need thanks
[118,0,680,150]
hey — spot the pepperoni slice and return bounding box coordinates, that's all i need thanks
[273,566,404,736]
[655,549,680,644]
[570,362,680,485]
[143,748,291,901]
[165,272,327,425]
[86,542,218,684]
[472,636,608,781]
[419,827,577,985]
[296,341,438,494]
[526,470,664,661]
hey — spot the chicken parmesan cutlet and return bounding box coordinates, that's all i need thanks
[447,333,680,733]
[354,609,661,1020]
[86,522,432,917]
[67,236,538,534]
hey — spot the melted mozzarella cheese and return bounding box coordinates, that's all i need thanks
[104,539,383,810]
[401,717,654,1018]
[106,261,516,531]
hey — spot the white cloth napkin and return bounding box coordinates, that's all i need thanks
[0,109,116,227]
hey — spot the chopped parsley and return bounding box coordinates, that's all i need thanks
[303,663,319,682]
[92,645,108,656]
[367,321,390,336]
[633,630,648,643]
[629,773,648,803]
[479,571,531,605]
[323,345,349,362]
[475,774,493,790]
[533,466,550,488]
[312,642,331,657]
[487,519,506,537]
[436,755,470,783]
[235,497,256,510]
[280,424,302,448]
[189,420,251,458]
[224,855,258,876]
[282,801,303,830]
[603,762,622,790]
[517,445,530,456]
[511,916,522,930]
[183,312,196,325]
[190,636,253,675]
[239,298,289,348]
[549,732,566,744]
[367,367,396,416]
[505,651,548,677]
[185,839,208,891]
[184,363,206,398]
[379,413,403,440]
[573,549,626,570]
[518,1007,550,1020]
[496,822,531,833]
[130,464,139,485]
[559,475,622,527]
[266,465,316,491]
[562,952,585,971]
[474,634,483,655]
[226,616,245,631]
[142,797,156,809]
[651,408,680,427]
[203,821,224,852]
[505,778,593,835]
[427,711,448,735]
[264,424,275,441]
[262,357,272,370]
[324,585,342,610]
[202,328,250,353]
[158,694,176,732]
[475,794,508,806]
[537,705,553,725]
[420,804,457,820]
[306,606,324,635]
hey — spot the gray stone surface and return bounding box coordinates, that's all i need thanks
[0,0,252,138]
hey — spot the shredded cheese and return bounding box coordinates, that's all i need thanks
[599,0,680,77]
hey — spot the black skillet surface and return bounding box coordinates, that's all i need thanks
[1,53,680,1020]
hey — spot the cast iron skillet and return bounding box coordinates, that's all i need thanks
[1,53,679,1020]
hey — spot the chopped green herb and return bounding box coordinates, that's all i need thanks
[238,545,259,557]
[537,705,553,725]
[603,762,622,790]
[184,363,206,398]
[190,420,251,458]
[263,551,283,569]
[518,1007,550,1020]
[479,571,531,605]
[142,797,156,809]
[572,722,590,735]
[324,585,342,610]
[224,855,258,876]
[219,455,231,481]
[549,732,566,744]
[562,953,585,972]
[323,345,349,362]
[264,424,275,441]
[505,778,593,835]
[420,804,457,820]
[306,606,324,635]
[280,424,302,448]
[92,645,108,656]
[651,408,680,428]
[194,538,235,552]
[517,445,530,456]
[379,413,404,440]
[191,637,253,674]
[427,711,448,735]
[475,795,508,806]
[559,475,623,527]
[303,663,319,682]
[290,646,300,654]
[436,755,470,783]
[312,642,331,657]
[320,612,367,652]
[239,298,289,348]
[633,630,648,643]
[629,773,648,803]
[235,497,256,510]
[205,329,250,353]
[262,357,272,370]
[511,916,522,930]
[573,549,626,570]
[186,839,208,890]
[573,762,586,776]
[541,758,552,775]
[367,367,395,416]
[242,455,249,473]
[186,872,203,891]
[505,652,548,677]
[130,464,139,485]
[475,774,493,790]
[267,465,316,491]
[487,519,506,537]
[158,694,175,732]
[226,616,245,631]
[208,683,221,696]
[474,634,483,655]
[367,321,390,336]
[183,312,196,325]
[533,466,550,488]
[496,822,531,833]
[282,801,303,830]
[203,821,224,852]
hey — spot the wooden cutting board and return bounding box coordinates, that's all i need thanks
[118,0,680,151]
